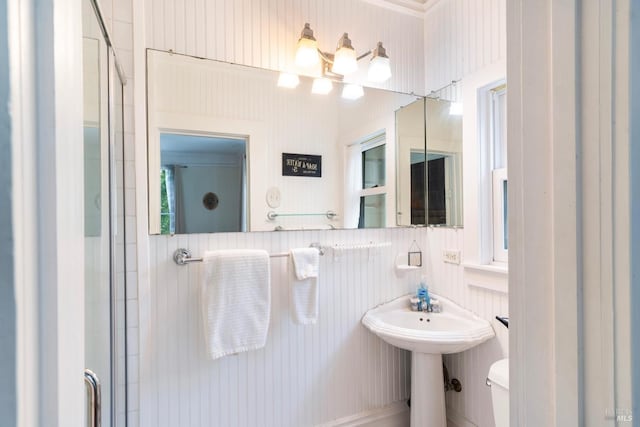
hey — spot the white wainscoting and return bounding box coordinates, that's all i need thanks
[424,227,508,427]
[140,227,430,427]
[424,0,506,92]
[144,0,425,94]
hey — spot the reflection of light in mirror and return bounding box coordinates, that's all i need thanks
[449,102,463,116]
[311,77,333,94]
[277,73,300,88]
[342,83,364,100]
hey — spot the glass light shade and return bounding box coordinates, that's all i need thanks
[367,56,392,83]
[331,47,358,75]
[295,37,320,68]
[311,77,333,95]
[277,73,300,88]
[449,102,463,115]
[342,83,364,100]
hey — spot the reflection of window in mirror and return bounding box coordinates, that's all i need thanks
[490,85,508,263]
[424,98,463,226]
[410,151,426,224]
[357,134,386,228]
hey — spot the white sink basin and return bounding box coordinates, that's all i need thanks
[362,294,495,354]
[362,294,495,427]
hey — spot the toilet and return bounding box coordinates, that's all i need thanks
[487,358,509,427]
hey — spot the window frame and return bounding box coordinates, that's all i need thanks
[358,135,387,228]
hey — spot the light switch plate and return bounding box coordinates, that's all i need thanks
[266,187,281,208]
[442,250,461,265]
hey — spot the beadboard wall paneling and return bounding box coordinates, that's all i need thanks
[423,227,508,427]
[142,228,427,427]
[145,0,425,94]
[422,2,508,424]
[424,0,506,92]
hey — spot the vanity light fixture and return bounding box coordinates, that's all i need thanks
[293,23,392,83]
[341,83,364,100]
[277,72,300,89]
[311,77,333,95]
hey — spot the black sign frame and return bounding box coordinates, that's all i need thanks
[282,153,322,177]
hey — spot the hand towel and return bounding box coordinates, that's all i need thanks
[201,249,270,360]
[289,248,320,324]
[290,248,319,279]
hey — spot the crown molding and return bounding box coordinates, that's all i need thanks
[360,0,427,18]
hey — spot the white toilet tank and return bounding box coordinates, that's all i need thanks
[488,358,509,427]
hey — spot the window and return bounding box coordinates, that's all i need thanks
[160,168,173,234]
[358,135,386,228]
[490,85,508,263]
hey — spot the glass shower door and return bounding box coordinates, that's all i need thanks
[83,0,127,424]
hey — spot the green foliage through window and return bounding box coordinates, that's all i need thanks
[160,169,170,234]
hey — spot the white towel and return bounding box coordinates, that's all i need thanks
[200,249,270,360]
[290,248,319,279]
[289,248,320,324]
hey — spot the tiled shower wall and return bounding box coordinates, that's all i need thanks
[141,228,427,426]
[94,0,139,424]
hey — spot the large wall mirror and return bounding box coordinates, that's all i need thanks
[147,49,463,234]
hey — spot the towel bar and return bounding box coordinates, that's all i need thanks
[173,243,325,266]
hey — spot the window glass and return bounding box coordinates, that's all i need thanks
[359,194,386,228]
[362,144,386,189]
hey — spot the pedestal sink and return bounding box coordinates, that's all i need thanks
[362,294,494,427]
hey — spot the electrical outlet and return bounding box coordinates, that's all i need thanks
[442,250,461,265]
[266,187,281,208]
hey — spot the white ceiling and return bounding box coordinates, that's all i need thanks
[370,0,434,16]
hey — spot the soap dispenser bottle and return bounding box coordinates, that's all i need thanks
[417,277,430,310]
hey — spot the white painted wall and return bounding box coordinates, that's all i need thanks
[8,0,86,425]
[508,0,635,425]
[144,0,425,95]
[133,2,427,426]
[422,1,507,426]
[143,228,426,427]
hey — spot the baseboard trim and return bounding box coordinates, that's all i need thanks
[319,401,410,427]
[446,405,478,427]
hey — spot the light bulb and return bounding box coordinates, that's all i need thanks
[295,38,319,68]
[368,56,392,83]
[341,84,364,100]
[277,73,300,88]
[368,42,391,83]
[295,23,320,68]
[311,78,333,95]
[449,102,463,115]
[331,33,358,75]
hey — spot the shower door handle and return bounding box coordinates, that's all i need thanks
[84,369,102,427]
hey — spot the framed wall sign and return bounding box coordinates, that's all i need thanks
[282,153,322,177]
